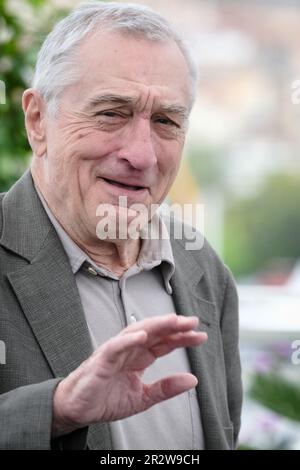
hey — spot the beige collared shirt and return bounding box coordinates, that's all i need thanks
[36,188,204,450]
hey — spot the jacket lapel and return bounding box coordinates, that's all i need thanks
[171,238,231,449]
[6,237,93,377]
[0,171,112,450]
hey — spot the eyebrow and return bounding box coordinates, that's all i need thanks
[85,93,189,119]
[159,104,189,120]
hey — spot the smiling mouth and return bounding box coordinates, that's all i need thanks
[100,177,146,191]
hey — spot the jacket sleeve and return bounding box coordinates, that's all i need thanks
[0,379,88,450]
[220,268,243,448]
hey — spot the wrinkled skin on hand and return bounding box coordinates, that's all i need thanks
[52,313,207,436]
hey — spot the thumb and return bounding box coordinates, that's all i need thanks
[142,373,198,409]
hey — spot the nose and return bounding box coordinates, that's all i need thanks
[117,117,157,170]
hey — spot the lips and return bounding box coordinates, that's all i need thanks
[99,177,147,192]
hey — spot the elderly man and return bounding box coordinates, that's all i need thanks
[0,2,242,450]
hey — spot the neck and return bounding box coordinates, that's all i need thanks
[72,236,141,277]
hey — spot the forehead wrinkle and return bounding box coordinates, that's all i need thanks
[135,87,189,120]
[138,86,154,115]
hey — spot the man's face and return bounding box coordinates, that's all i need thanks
[40,31,191,241]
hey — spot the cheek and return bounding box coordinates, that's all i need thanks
[156,142,183,182]
[74,134,115,189]
[71,132,115,159]
[52,131,117,189]
[77,170,103,223]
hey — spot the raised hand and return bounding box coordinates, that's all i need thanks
[52,313,207,437]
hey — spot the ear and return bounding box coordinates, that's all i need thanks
[22,88,47,157]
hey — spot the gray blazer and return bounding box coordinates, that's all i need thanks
[0,171,242,450]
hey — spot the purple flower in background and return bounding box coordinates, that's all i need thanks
[254,352,273,374]
[260,414,280,434]
[272,342,293,360]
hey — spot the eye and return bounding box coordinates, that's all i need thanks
[97,111,120,118]
[154,116,179,128]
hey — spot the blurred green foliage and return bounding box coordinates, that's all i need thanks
[224,173,300,278]
[0,0,68,192]
[189,143,300,277]
[250,372,300,423]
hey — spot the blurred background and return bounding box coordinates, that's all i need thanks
[1,0,300,449]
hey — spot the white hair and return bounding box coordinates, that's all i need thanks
[32,1,198,115]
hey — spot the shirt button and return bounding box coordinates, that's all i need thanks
[87,266,98,276]
[130,314,137,323]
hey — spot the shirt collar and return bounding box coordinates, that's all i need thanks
[35,186,175,293]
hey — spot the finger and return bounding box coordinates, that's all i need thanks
[121,314,200,340]
[100,330,148,365]
[149,331,208,358]
[141,373,198,410]
[117,331,207,373]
